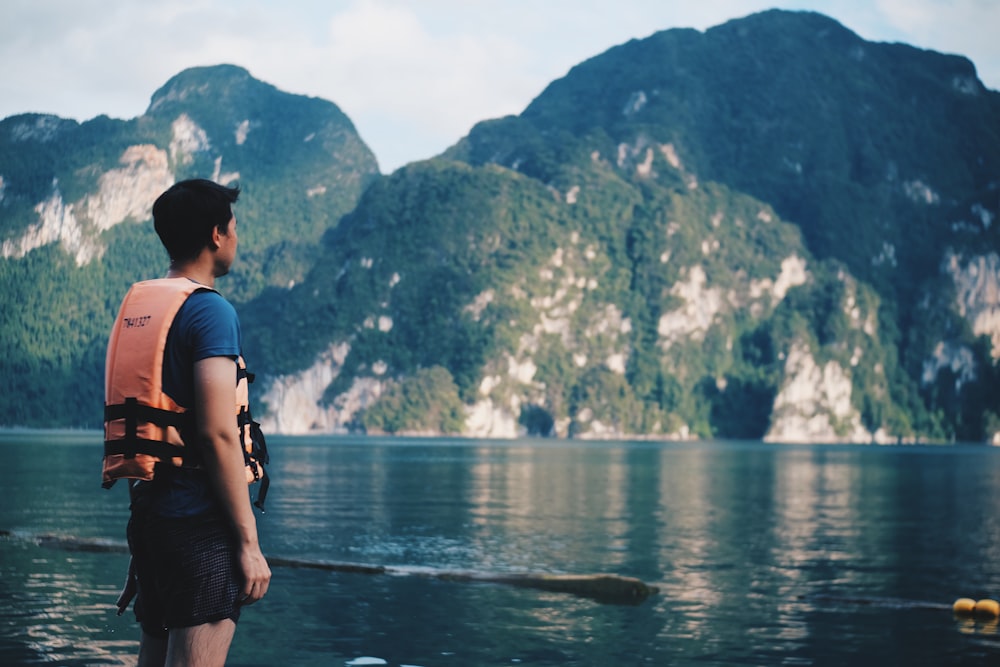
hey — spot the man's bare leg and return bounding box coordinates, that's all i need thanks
[137,631,168,667]
[165,619,237,667]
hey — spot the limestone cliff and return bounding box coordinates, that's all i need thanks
[765,342,886,444]
[257,341,392,434]
[947,252,1000,360]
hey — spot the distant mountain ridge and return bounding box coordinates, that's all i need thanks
[2,10,998,442]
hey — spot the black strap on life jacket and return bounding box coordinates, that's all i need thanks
[103,397,197,462]
[236,365,270,511]
[253,465,270,512]
[238,403,270,511]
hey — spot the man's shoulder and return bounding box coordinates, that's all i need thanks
[172,289,240,354]
[180,289,237,320]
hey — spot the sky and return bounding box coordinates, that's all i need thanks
[2,0,998,173]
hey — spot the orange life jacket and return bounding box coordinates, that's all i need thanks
[103,277,269,509]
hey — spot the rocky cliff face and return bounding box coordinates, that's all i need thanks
[256,341,391,434]
[947,252,1000,360]
[765,341,893,444]
[1,119,206,265]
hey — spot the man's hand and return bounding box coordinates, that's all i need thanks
[237,543,271,605]
[116,556,137,615]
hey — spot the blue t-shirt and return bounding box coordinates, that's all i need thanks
[132,287,242,518]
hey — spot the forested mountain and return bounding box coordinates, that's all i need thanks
[2,11,998,443]
[0,64,378,426]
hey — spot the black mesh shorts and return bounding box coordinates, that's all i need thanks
[127,510,242,638]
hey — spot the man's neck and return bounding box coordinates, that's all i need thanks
[166,261,216,288]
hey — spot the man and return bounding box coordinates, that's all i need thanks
[103,179,270,666]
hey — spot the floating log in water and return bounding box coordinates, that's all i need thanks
[1,530,658,606]
[268,555,657,605]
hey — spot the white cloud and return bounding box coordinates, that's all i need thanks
[293,1,535,164]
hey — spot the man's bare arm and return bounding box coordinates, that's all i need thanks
[193,355,271,604]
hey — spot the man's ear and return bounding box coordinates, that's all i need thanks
[209,224,223,250]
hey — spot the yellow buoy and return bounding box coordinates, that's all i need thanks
[975,599,1000,618]
[954,598,977,616]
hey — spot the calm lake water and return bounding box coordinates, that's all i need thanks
[3,431,1000,666]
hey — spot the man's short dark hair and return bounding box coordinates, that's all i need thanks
[152,179,240,262]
